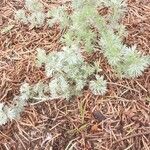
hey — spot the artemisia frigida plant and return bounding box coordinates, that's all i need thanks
[1,0,149,125]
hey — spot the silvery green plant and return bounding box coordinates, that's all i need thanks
[0,46,107,125]
[36,45,107,99]
[47,6,70,28]
[47,0,150,78]
[48,0,100,52]
[15,0,46,28]
[47,0,127,52]
[100,30,150,78]
[3,0,149,126]
[0,83,30,126]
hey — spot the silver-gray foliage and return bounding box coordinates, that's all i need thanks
[15,0,45,28]
[0,83,30,126]
[36,45,107,99]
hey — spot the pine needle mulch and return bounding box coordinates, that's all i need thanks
[0,0,150,149]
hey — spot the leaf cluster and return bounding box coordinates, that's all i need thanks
[47,0,150,78]
[0,83,30,125]
[100,29,150,78]
[5,0,149,126]
[36,46,107,99]
[15,0,45,28]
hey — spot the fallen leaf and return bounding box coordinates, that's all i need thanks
[91,124,99,132]
[92,110,106,122]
